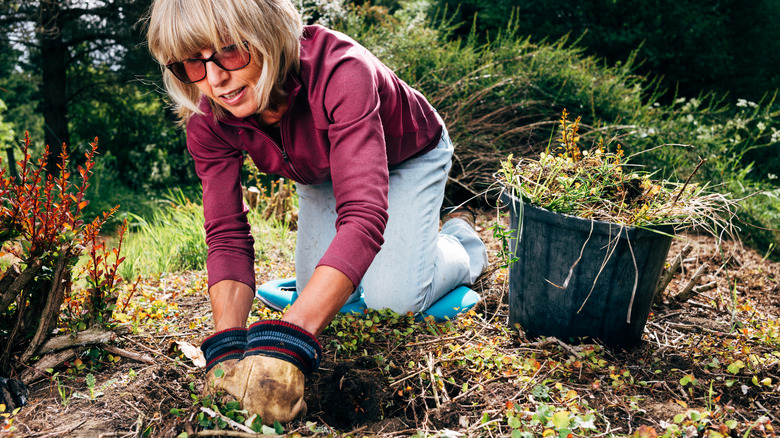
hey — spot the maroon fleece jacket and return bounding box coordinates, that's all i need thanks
[186,25,443,290]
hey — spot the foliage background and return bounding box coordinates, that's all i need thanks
[0,0,778,250]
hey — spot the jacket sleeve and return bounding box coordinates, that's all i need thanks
[314,50,390,287]
[187,117,256,291]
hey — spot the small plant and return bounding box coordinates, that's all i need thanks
[497,110,740,235]
[46,369,72,407]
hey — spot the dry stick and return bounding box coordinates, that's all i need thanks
[36,419,88,438]
[694,281,717,293]
[103,345,155,365]
[119,335,196,371]
[655,243,694,302]
[193,432,276,437]
[673,263,708,303]
[37,326,118,355]
[199,406,255,434]
[671,157,706,207]
[426,353,441,409]
[405,332,471,347]
[19,348,78,384]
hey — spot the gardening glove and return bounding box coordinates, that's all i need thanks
[238,320,322,425]
[200,327,247,398]
[0,376,29,412]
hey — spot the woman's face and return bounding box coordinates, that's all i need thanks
[192,45,263,119]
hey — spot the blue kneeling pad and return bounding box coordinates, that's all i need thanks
[256,278,480,321]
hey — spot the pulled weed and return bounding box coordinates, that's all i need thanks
[498,110,741,236]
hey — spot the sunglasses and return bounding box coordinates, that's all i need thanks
[166,43,251,84]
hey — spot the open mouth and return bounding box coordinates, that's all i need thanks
[221,86,245,101]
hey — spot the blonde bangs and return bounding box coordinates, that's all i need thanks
[146,0,303,123]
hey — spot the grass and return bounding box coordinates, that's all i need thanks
[118,185,297,281]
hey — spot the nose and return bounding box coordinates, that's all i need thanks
[205,60,229,87]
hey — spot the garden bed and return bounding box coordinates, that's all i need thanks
[5,211,779,437]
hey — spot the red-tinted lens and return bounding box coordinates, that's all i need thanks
[166,44,250,84]
[213,45,250,70]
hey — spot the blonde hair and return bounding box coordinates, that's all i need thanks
[145,0,302,123]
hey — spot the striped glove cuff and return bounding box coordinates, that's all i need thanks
[245,320,322,375]
[201,327,247,372]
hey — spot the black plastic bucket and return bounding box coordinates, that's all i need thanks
[500,191,674,346]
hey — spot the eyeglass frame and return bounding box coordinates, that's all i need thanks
[165,42,252,84]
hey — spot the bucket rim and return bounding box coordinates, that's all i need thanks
[499,190,676,239]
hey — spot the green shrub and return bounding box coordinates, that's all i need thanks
[335,2,778,251]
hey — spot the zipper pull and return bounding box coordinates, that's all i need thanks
[281,149,290,163]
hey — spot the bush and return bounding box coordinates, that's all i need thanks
[336,2,778,251]
[0,134,124,376]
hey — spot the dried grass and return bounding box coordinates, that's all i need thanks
[496,110,743,240]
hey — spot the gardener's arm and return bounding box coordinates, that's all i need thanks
[209,280,255,331]
[283,266,355,336]
[210,267,353,335]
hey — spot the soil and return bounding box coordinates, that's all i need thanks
[3,211,779,437]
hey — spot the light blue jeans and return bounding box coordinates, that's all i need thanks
[295,123,488,314]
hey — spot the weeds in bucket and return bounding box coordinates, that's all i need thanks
[497,109,741,236]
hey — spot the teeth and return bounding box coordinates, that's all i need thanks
[223,87,243,99]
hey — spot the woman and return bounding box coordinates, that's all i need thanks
[146,0,487,424]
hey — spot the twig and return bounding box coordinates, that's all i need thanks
[345,426,368,436]
[193,432,275,437]
[655,243,693,302]
[673,263,708,303]
[36,419,88,438]
[426,353,441,409]
[103,345,155,365]
[672,157,706,206]
[200,406,255,434]
[405,332,470,347]
[693,281,717,293]
[120,335,195,371]
[389,369,424,387]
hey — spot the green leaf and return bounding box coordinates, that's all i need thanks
[274,421,284,434]
[213,367,224,378]
[261,424,277,434]
[508,416,522,429]
[551,411,570,430]
[177,433,188,438]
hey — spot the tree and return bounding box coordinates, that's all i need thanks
[429,0,780,103]
[0,0,159,175]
